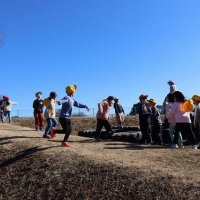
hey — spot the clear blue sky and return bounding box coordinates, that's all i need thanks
[0,0,200,116]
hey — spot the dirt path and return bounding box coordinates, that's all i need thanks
[1,123,200,182]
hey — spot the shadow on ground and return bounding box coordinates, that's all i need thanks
[0,145,59,169]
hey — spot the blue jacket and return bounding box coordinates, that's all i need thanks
[59,95,87,118]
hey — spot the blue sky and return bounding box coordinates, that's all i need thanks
[0,0,200,116]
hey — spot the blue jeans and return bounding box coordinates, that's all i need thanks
[1,111,11,123]
[45,118,57,135]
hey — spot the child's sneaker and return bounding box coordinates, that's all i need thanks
[172,144,178,149]
[92,136,100,141]
[61,141,70,147]
[192,145,198,150]
[43,134,50,139]
[50,127,56,138]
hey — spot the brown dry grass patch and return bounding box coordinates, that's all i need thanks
[1,119,200,199]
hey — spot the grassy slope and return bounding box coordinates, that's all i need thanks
[1,142,200,200]
[1,118,200,200]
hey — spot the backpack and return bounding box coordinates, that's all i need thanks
[42,98,50,107]
[181,99,193,112]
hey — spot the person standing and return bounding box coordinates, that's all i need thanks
[0,96,12,123]
[148,98,163,145]
[114,97,125,129]
[163,80,177,115]
[167,80,177,94]
[33,92,44,131]
[192,95,200,145]
[168,91,197,149]
[50,85,89,147]
[95,96,115,140]
[137,94,152,144]
[165,93,183,147]
[43,91,58,139]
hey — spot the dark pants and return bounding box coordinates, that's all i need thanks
[193,126,200,145]
[95,118,112,138]
[140,123,152,144]
[151,124,163,145]
[55,117,72,142]
[173,123,196,145]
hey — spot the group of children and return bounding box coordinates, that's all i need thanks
[33,85,126,146]
[136,80,200,150]
[33,85,89,147]
[32,81,200,149]
[136,95,163,145]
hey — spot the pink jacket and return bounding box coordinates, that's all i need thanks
[167,102,191,123]
[96,101,111,120]
[165,103,176,125]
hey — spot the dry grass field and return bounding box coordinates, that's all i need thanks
[11,116,139,134]
[0,117,200,200]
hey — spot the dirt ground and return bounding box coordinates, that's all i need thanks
[1,121,200,200]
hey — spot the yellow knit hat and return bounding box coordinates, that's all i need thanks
[148,98,157,104]
[192,95,200,102]
[66,85,77,94]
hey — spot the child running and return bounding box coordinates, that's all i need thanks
[94,96,115,140]
[43,91,58,139]
[50,85,89,147]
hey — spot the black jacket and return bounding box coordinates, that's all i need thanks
[33,99,43,113]
[114,103,124,114]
